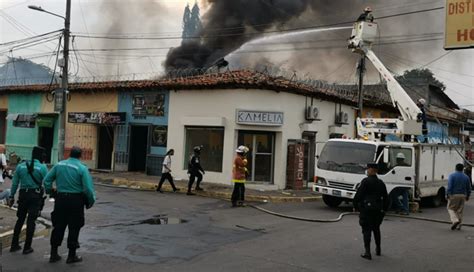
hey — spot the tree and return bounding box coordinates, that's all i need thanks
[182,4,192,39]
[395,68,446,91]
[189,2,202,37]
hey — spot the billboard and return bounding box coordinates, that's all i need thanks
[445,0,474,49]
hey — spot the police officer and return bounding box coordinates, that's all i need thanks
[44,146,96,264]
[9,146,48,254]
[187,146,205,195]
[353,163,389,260]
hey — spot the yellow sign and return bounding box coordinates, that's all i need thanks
[445,0,474,49]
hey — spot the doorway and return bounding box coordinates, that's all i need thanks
[38,126,54,163]
[238,131,275,183]
[302,132,316,187]
[98,126,114,170]
[129,125,149,171]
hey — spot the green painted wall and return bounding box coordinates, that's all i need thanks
[6,94,59,163]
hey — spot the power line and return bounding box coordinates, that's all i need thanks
[73,6,444,41]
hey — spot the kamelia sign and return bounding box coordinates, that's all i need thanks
[236,110,284,126]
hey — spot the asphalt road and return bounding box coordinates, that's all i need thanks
[1,184,473,272]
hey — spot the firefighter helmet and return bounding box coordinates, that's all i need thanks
[236,145,249,154]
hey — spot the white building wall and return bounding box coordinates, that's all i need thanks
[167,88,355,189]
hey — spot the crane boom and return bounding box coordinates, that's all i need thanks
[348,20,422,140]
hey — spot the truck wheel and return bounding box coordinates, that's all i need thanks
[430,188,446,207]
[322,195,343,208]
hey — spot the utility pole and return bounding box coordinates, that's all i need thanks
[357,55,365,118]
[58,0,71,161]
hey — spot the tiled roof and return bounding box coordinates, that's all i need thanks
[0,70,390,108]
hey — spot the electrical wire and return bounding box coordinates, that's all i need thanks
[72,7,444,41]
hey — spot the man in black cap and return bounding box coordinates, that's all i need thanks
[8,146,48,254]
[353,163,389,260]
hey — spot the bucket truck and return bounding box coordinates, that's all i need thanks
[312,18,463,208]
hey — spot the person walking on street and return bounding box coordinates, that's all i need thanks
[187,146,205,195]
[231,146,249,207]
[0,145,8,183]
[446,163,471,230]
[156,149,179,193]
[8,146,48,254]
[353,163,389,260]
[44,146,96,264]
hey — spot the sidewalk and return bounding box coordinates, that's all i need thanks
[0,205,50,250]
[91,171,321,203]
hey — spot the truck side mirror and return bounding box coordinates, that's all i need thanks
[383,147,390,163]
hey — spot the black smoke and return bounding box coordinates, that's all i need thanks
[164,0,369,71]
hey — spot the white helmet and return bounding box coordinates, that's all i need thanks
[236,145,249,154]
[396,153,406,160]
[418,98,426,105]
[364,6,372,12]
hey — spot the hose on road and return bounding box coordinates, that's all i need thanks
[248,204,474,227]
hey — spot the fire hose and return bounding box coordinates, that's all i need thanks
[95,182,473,227]
[248,203,474,227]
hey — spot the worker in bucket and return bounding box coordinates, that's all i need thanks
[231,145,249,207]
[353,163,389,260]
[357,7,374,22]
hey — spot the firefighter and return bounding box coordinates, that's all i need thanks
[353,163,389,260]
[231,145,249,207]
[44,146,96,264]
[357,6,374,22]
[187,146,205,195]
[8,146,48,254]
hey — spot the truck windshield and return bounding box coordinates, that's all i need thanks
[317,141,376,174]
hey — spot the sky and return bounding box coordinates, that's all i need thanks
[0,0,472,110]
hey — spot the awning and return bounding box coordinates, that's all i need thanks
[6,113,19,120]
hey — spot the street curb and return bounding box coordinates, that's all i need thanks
[93,177,321,203]
[0,205,52,250]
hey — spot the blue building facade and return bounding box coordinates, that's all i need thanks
[116,90,170,175]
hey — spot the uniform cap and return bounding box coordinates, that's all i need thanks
[367,163,378,169]
[364,6,372,12]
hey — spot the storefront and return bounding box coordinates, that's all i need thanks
[67,112,126,170]
[168,88,355,189]
[116,90,169,174]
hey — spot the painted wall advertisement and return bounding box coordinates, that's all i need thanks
[132,94,165,116]
[151,126,167,147]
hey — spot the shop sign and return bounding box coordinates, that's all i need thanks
[151,126,167,147]
[445,0,474,49]
[236,110,284,126]
[132,94,165,116]
[68,112,126,125]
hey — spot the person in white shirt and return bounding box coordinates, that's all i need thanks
[0,145,8,183]
[156,149,179,193]
[0,145,11,201]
